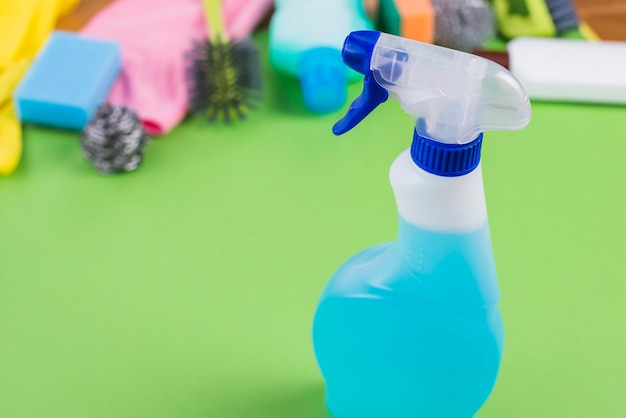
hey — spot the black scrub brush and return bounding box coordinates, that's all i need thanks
[187,0,263,122]
[81,104,149,175]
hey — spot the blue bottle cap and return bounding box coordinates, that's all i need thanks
[411,129,484,177]
[298,47,346,114]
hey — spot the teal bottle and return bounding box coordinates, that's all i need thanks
[268,0,372,114]
[312,31,531,418]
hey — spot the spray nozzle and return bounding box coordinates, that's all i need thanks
[334,31,531,144]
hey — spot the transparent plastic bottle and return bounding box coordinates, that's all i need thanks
[312,31,531,418]
[268,0,372,114]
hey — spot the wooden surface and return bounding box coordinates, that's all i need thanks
[573,0,626,41]
[56,0,113,31]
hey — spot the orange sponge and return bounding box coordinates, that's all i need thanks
[378,0,435,44]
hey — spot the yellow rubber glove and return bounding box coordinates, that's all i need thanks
[0,57,29,175]
[0,0,78,175]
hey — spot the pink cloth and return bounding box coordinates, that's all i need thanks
[82,0,273,135]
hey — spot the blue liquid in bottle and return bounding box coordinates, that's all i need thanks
[313,217,504,418]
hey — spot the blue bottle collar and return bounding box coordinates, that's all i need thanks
[410,131,483,177]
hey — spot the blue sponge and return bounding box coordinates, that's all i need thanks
[14,31,122,131]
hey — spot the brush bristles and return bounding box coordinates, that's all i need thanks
[545,0,580,34]
[186,37,263,123]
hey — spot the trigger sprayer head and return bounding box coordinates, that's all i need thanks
[333,31,531,145]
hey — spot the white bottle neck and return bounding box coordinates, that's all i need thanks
[390,149,488,233]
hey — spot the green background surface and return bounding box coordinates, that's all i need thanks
[1,33,625,417]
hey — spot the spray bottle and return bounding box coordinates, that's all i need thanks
[268,0,372,114]
[312,31,531,418]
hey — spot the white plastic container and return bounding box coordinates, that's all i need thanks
[509,37,626,104]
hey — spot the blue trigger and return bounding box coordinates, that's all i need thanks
[332,71,389,135]
[332,30,388,136]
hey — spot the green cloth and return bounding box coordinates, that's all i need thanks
[1,32,625,417]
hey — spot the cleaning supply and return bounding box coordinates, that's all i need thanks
[492,0,555,38]
[269,0,373,114]
[312,30,531,418]
[81,104,149,175]
[187,0,263,122]
[0,0,79,175]
[14,31,121,131]
[378,0,435,44]
[544,0,580,36]
[509,37,626,105]
[376,0,494,51]
[81,0,271,134]
[81,0,206,135]
[224,0,274,42]
[472,0,597,70]
[0,60,29,176]
[431,0,495,51]
[493,0,585,39]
